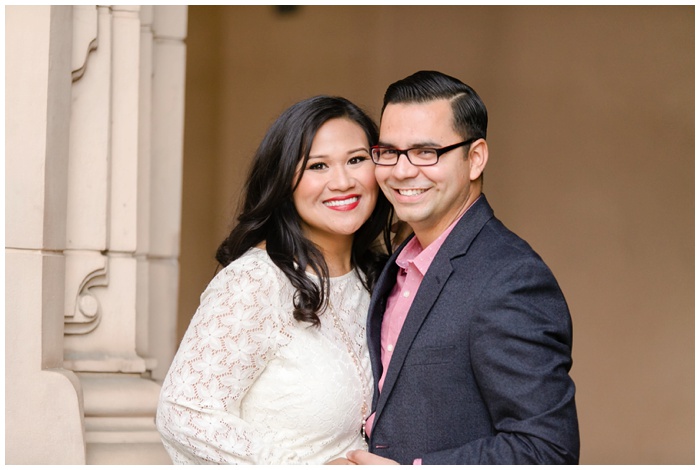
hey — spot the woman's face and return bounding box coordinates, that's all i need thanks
[293,117,378,247]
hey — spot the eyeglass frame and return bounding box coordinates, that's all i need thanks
[370,137,479,167]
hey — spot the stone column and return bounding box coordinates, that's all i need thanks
[6,5,86,464]
[5,5,187,464]
[63,5,187,464]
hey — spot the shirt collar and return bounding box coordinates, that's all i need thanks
[395,195,482,276]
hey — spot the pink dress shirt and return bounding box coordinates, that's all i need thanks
[365,198,479,464]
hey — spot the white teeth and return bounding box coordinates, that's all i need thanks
[398,189,427,196]
[324,197,358,207]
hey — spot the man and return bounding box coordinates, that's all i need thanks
[347,71,579,464]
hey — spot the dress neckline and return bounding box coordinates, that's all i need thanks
[249,247,357,282]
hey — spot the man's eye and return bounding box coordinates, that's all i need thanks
[381,149,399,156]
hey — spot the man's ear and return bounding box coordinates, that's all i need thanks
[468,138,488,181]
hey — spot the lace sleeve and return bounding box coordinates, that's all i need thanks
[156,252,298,464]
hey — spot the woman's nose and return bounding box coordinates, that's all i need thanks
[328,166,353,190]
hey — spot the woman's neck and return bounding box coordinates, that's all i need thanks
[310,233,354,277]
[257,235,354,277]
[323,250,353,277]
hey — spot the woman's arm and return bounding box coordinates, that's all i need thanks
[156,255,300,464]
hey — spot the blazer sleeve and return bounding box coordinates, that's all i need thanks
[423,257,580,464]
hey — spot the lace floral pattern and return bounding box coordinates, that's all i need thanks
[156,248,372,464]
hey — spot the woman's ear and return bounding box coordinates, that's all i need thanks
[468,138,488,181]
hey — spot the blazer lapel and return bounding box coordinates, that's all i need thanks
[372,251,453,416]
[371,196,495,424]
[367,244,404,408]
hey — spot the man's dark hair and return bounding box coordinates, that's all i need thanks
[382,70,488,141]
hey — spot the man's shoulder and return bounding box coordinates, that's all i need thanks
[485,217,545,258]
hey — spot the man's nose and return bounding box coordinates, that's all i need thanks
[392,151,419,178]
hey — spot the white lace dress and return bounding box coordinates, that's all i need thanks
[156,248,372,464]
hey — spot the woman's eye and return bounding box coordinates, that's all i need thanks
[348,155,369,165]
[308,162,327,170]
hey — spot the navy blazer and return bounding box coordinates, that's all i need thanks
[366,196,579,464]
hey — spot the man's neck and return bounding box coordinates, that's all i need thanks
[413,193,481,248]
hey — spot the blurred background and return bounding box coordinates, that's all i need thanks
[176,6,693,464]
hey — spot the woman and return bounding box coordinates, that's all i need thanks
[155,96,393,464]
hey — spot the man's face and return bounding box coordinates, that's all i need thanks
[375,99,483,246]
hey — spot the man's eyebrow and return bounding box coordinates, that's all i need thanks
[376,140,441,148]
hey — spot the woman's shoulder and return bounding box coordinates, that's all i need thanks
[195,248,297,326]
[206,248,288,297]
[217,247,280,277]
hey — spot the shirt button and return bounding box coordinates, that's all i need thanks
[387,344,394,352]
[402,291,410,297]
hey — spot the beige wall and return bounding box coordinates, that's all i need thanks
[178,6,694,464]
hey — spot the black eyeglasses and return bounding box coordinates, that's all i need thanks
[370,138,478,166]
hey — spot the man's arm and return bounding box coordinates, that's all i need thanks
[424,259,579,464]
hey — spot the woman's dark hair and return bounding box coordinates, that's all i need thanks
[216,95,393,327]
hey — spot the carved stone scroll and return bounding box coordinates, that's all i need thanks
[64,251,107,335]
[71,6,98,82]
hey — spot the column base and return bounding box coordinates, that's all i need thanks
[79,372,171,464]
